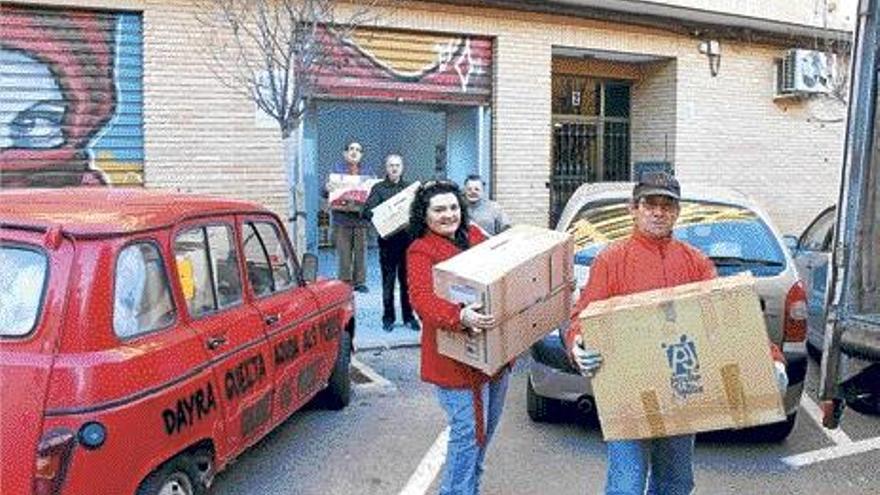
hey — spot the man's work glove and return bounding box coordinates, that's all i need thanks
[774,361,788,394]
[460,302,495,333]
[571,335,603,378]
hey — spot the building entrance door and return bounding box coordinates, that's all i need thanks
[549,73,631,227]
[550,118,598,228]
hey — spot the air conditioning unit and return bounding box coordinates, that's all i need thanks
[779,49,835,95]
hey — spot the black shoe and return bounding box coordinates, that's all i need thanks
[382,321,394,332]
[405,319,421,331]
[354,284,369,293]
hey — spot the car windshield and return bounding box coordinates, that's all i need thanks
[0,245,48,336]
[567,200,786,277]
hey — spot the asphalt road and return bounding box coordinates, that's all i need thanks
[211,348,880,494]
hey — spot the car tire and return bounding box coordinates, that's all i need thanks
[137,453,206,495]
[841,365,880,415]
[846,394,880,415]
[318,330,352,410]
[526,376,564,423]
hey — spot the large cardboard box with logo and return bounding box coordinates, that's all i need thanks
[327,173,379,212]
[433,225,573,374]
[370,181,420,238]
[580,273,785,441]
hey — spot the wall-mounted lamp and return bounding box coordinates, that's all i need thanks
[698,39,721,77]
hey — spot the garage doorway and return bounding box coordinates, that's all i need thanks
[303,101,491,250]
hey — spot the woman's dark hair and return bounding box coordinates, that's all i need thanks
[408,180,470,250]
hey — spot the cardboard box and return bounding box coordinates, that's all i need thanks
[437,286,572,374]
[327,173,379,212]
[580,273,786,441]
[433,224,574,374]
[370,181,420,238]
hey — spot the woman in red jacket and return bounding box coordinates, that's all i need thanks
[406,180,510,495]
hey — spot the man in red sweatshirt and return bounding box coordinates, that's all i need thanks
[565,172,785,495]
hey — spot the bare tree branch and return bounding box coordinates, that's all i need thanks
[194,0,384,138]
[192,0,387,253]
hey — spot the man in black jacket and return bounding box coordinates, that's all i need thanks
[363,154,420,332]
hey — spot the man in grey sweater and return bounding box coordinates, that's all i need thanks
[463,174,510,235]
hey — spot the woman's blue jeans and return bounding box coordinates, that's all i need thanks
[605,434,695,495]
[435,372,510,495]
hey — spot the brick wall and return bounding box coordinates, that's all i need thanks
[142,0,290,223]
[672,40,844,233]
[646,0,856,31]
[14,0,845,233]
[392,1,844,233]
[631,60,677,168]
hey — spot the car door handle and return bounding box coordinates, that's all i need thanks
[264,314,280,326]
[206,336,227,350]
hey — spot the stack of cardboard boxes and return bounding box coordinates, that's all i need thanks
[433,225,574,374]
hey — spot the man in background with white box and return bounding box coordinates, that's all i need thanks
[362,154,420,332]
[326,141,376,292]
[563,172,787,495]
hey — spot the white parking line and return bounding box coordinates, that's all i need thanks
[779,395,880,468]
[351,357,396,391]
[782,436,880,468]
[799,395,853,445]
[399,427,449,495]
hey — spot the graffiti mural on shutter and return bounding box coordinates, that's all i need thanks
[0,6,144,188]
[315,27,493,106]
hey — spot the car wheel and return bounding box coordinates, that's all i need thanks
[137,454,206,495]
[526,376,564,423]
[841,365,880,415]
[845,392,880,415]
[319,330,352,410]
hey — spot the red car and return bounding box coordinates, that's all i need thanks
[0,188,355,495]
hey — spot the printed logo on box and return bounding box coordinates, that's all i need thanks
[662,334,704,400]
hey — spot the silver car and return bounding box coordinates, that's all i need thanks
[528,183,809,441]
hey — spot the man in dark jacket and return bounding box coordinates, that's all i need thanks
[363,154,420,332]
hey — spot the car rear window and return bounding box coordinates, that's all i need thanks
[0,246,48,337]
[567,200,787,277]
[114,243,176,338]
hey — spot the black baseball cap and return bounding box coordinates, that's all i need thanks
[633,171,680,200]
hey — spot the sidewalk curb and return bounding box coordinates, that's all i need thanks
[354,340,422,352]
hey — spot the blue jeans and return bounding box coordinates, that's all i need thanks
[605,434,695,495]
[435,372,510,495]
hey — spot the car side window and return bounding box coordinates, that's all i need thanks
[800,209,835,252]
[174,224,243,318]
[242,220,297,297]
[113,243,176,338]
[821,222,835,252]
